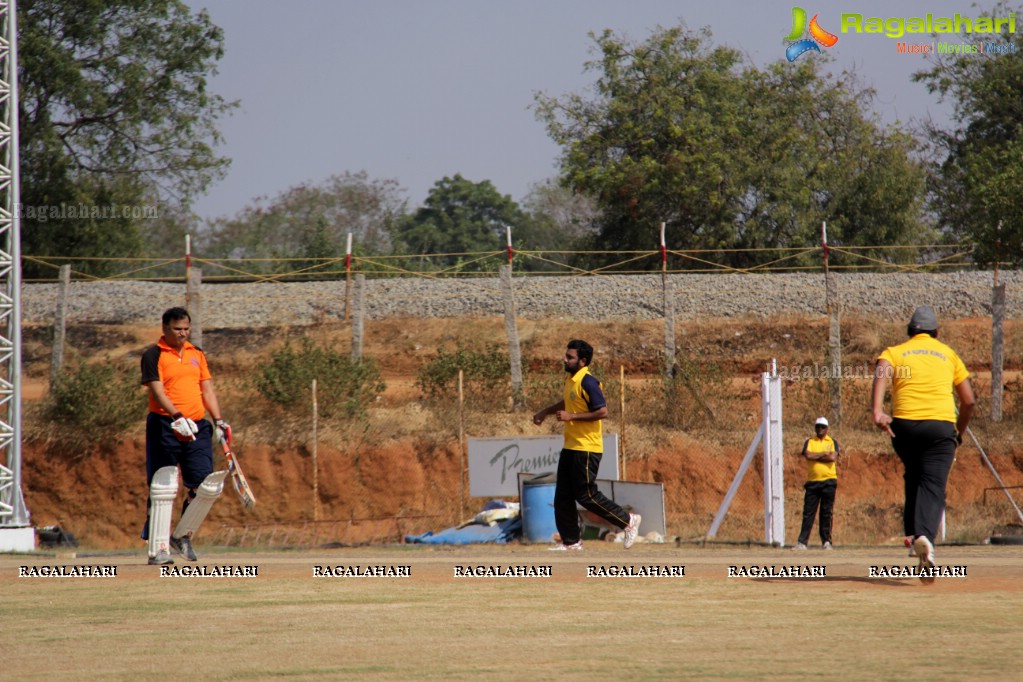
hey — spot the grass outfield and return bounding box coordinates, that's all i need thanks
[3,543,1022,680]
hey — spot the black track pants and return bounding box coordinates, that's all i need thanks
[553,448,631,545]
[891,419,957,543]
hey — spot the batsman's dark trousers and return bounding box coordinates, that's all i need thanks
[141,413,215,540]
[554,448,630,545]
[797,479,837,545]
[890,418,957,543]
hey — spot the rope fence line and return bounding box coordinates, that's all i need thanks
[20,244,982,283]
[20,275,1019,332]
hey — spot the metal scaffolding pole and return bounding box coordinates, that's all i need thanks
[0,0,33,551]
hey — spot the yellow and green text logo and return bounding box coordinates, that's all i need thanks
[786,6,1017,60]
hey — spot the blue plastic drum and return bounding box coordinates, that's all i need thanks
[521,481,558,543]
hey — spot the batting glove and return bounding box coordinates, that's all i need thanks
[170,415,199,442]
[215,419,232,445]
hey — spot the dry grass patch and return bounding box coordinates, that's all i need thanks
[3,547,1023,680]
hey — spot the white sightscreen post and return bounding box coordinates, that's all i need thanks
[762,362,785,546]
[706,424,763,539]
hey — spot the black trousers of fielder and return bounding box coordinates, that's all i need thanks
[554,448,630,545]
[890,418,957,544]
[797,479,837,545]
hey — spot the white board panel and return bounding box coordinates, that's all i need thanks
[594,479,667,538]
[468,434,619,497]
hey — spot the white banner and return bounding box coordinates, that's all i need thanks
[468,434,619,497]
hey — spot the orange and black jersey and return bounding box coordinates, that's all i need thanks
[140,337,211,421]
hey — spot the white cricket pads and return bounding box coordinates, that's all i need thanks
[148,466,179,558]
[173,470,227,539]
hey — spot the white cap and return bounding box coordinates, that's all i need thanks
[815,417,829,427]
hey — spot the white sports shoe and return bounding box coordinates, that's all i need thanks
[793,543,808,550]
[147,550,173,566]
[548,541,583,551]
[913,535,936,584]
[822,541,833,550]
[623,513,642,549]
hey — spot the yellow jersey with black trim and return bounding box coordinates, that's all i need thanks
[878,334,969,423]
[562,366,606,453]
[803,435,839,482]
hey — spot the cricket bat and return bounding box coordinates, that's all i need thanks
[218,432,256,510]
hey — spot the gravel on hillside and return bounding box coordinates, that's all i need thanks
[19,271,1020,328]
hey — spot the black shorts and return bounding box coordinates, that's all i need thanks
[145,412,214,489]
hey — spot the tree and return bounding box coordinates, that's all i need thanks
[514,180,601,271]
[133,198,199,279]
[200,172,407,276]
[914,1,1023,266]
[393,174,527,272]
[735,62,928,267]
[534,25,928,269]
[18,0,235,278]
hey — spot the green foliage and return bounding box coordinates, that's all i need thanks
[523,370,565,412]
[136,200,200,279]
[534,25,928,269]
[516,181,603,272]
[394,174,527,272]
[200,172,408,275]
[416,342,510,406]
[18,175,158,280]
[664,358,730,431]
[46,361,145,450]
[253,338,385,418]
[622,357,733,432]
[914,1,1023,266]
[18,0,235,278]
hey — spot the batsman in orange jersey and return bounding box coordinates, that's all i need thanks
[140,307,232,565]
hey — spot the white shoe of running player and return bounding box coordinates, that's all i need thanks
[623,513,642,549]
[913,535,936,585]
[548,541,583,551]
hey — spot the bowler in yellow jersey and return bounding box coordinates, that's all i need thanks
[872,306,974,581]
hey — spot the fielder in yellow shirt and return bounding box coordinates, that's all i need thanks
[795,417,839,550]
[872,306,974,583]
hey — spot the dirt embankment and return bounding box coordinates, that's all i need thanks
[18,314,1023,549]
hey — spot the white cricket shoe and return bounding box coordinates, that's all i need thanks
[147,550,173,566]
[913,535,936,584]
[822,541,833,550]
[793,543,808,550]
[548,541,583,551]
[623,513,642,549]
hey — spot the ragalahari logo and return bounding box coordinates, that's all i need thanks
[785,7,839,61]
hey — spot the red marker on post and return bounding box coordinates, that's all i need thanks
[660,222,667,273]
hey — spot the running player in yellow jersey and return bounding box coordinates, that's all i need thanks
[872,306,974,581]
[532,340,641,551]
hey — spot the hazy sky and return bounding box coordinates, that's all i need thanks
[185,0,981,222]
